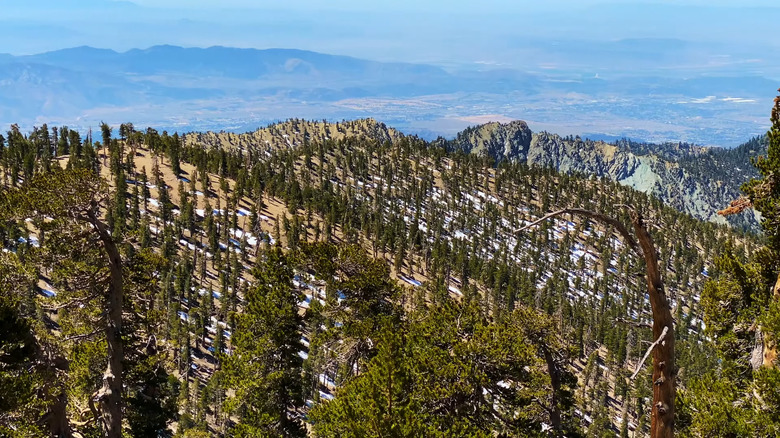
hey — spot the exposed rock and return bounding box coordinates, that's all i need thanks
[451,121,534,160]
[450,121,763,228]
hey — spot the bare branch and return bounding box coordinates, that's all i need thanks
[63,328,103,342]
[616,317,652,329]
[516,208,641,258]
[631,325,669,379]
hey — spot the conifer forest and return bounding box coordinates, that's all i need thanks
[2,90,780,438]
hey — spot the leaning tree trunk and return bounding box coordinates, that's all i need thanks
[629,211,674,438]
[87,209,124,438]
[518,207,675,438]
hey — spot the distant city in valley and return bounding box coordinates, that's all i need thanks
[0,44,775,147]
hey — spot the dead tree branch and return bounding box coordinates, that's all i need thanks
[516,208,641,258]
[631,325,669,379]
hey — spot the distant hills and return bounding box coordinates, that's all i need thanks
[0,45,775,145]
[19,45,449,80]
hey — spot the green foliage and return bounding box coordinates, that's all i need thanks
[0,252,46,437]
[309,327,427,438]
[0,292,39,422]
[743,94,780,252]
[311,301,579,437]
[700,244,767,367]
[677,372,780,437]
[0,116,764,435]
[126,354,179,438]
[66,339,106,410]
[222,246,306,437]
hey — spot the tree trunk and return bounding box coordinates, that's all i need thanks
[87,208,124,438]
[37,347,72,437]
[44,388,71,438]
[759,274,780,367]
[542,348,563,436]
[628,211,674,438]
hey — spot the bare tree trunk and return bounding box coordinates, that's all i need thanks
[34,341,72,437]
[47,391,71,438]
[87,208,124,438]
[628,211,674,438]
[42,377,71,438]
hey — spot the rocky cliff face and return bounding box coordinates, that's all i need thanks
[450,121,534,159]
[451,121,761,228]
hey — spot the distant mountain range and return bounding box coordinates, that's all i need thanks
[16,45,448,81]
[0,44,776,145]
[0,41,770,225]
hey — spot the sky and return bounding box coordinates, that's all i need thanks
[2,0,779,66]
[125,0,780,10]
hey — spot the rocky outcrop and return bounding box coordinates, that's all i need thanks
[451,121,761,228]
[451,121,534,160]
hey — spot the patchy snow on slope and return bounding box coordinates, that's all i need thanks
[453,230,469,240]
[400,276,422,287]
[319,374,337,388]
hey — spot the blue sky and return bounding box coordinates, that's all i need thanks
[2,0,779,68]
[126,0,780,9]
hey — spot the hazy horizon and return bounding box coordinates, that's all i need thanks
[0,0,778,146]
[4,1,780,66]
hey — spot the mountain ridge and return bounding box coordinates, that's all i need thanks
[181,117,762,228]
[446,120,763,228]
[17,45,451,79]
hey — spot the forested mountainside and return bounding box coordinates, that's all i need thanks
[446,121,764,229]
[193,118,765,231]
[0,117,775,437]
[183,118,404,156]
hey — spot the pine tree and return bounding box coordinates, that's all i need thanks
[3,168,127,437]
[0,253,48,436]
[222,246,306,437]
